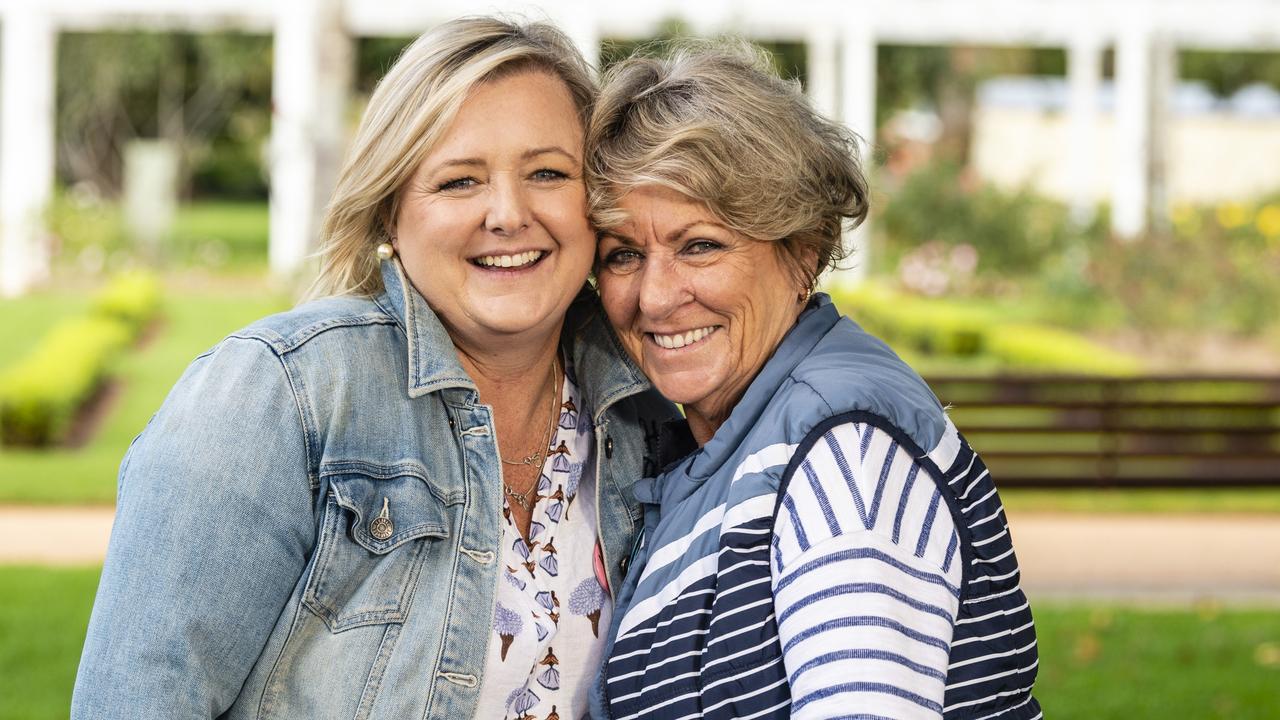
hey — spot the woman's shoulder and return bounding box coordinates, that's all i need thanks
[228,294,399,357]
[783,313,947,455]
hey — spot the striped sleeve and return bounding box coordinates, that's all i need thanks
[771,421,962,720]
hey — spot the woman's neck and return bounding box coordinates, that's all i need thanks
[453,326,563,421]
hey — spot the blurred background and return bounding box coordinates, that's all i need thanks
[1,0,1278,717]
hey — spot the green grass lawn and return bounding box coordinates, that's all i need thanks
[168,201,269,269]
[0,566,100,720]
[1033,604,1280,718]
[0,278,287,504]
[2,564,1276,719]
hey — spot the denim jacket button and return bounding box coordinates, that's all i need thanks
[370,497,393,540]
[619,554,630,574]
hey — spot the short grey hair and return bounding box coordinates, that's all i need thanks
[586,40,870,289]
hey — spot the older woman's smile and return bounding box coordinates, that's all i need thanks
[648,325,721,350]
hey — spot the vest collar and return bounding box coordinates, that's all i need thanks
[685,293,841,481]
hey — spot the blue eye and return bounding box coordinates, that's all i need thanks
[601,248,643,273]
[436,177,478,192]
[685,239,723,254]
[532,168,569,182]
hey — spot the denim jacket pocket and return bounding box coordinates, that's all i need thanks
[304,465,452,632]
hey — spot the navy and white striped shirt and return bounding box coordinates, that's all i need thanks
[594,295,1040,720]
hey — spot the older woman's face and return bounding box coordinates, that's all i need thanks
[394,70,594,349]
[597,186,806,433]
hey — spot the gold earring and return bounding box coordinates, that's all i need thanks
[376,242,395,261]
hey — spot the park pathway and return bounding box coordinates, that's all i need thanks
[3,505,1280,602]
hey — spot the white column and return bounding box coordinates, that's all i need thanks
[1066,30,1103,225]
[269,0,352,278]
[806,26,839,120]
[1112,19,1152,240]
[1148,34,1177,234]
[829,22,877,289]
[1,10,56,297]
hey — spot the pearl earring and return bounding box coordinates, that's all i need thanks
[375,242,395,260]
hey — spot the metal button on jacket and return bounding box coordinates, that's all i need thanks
[370,497,394,540]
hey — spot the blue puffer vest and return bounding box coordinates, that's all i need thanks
[592,294,1041,719]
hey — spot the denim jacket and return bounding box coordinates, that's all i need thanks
[72,259,678,719]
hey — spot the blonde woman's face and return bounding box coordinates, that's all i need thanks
[596,186,806,438]
[394,70,594,350]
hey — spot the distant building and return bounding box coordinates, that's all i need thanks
[973,76,1280,204]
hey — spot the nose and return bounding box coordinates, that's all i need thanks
[484,175,531,236]
[636,256,692,320]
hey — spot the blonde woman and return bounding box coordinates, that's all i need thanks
[586,44,1041,719]
[72,18,676,719]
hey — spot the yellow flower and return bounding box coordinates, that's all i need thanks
[1216,202,1250,230]
[1256,204,1280,239]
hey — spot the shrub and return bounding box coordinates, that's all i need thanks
[0,270,161,446]
[0,316,130,445]
[984,324,1142,375]
[830,283,1143,375]
[834,283,989,356]
[92,271,161,338]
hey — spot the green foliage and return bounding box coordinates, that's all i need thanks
[0,272,161,447]
[876,160,1280,341]
[878,161,1100,278]
[56,30,273,197]
[0,316,130,446]
[985,324,1142,375]
[834,282,989,356]
[830,282,1142,375]
[1180,49,1280,98]
[92,272,161,336]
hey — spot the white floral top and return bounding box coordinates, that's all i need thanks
[474,360,611,720]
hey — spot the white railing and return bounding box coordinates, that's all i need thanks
[3,0,1280,295]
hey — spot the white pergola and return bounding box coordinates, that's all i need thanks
[3,0,1280,296]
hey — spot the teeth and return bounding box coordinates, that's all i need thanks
[476,251,543,268]
[652,326,717,349]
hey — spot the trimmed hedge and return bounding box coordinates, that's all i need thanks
[831,283,1142,375]
[0,272,161,446]
[92,271,160,337]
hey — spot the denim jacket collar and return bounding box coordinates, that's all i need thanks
[373,257,652,412]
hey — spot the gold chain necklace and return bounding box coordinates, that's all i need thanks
[502,355,560,512]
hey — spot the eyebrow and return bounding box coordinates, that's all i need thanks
[666,220,730,243]
[601,219,729,247]
[523,146,579,162]
[427,146,579,175]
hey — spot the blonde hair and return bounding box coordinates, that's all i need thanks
[310,16,596,298]
[586,40,870,289]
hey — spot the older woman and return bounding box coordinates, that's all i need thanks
[586,44,1042,720]
[72,18,676,719]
